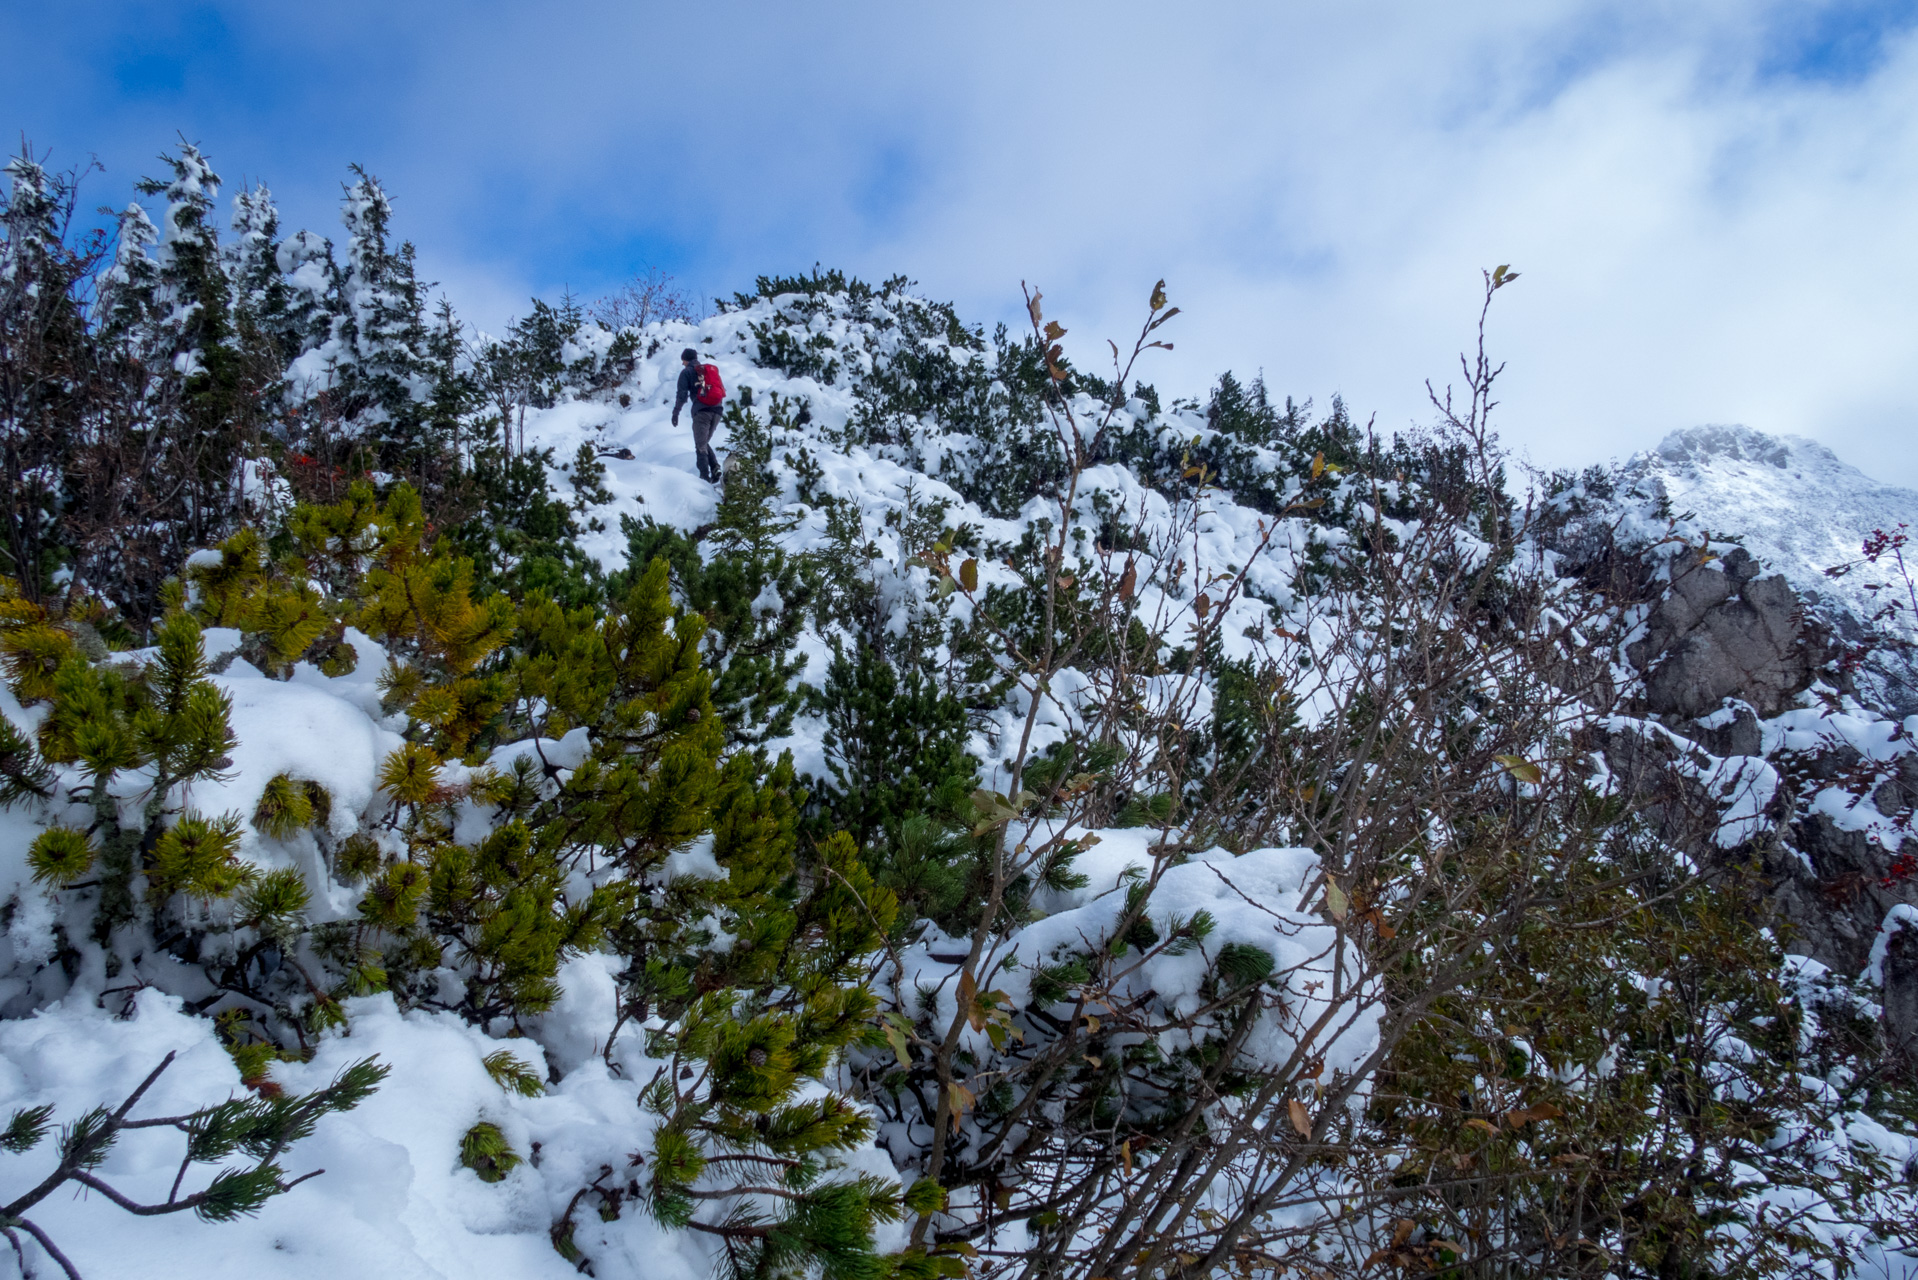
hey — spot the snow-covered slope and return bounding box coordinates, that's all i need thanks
[2,274,1914,1279]
[1623,423,1918,710]
[0,292,1377,1280]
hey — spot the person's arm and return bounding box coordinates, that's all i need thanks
[673,368,692,422]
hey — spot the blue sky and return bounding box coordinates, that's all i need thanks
[6,0,1918,482]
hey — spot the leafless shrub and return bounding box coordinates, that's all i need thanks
[588,266,701,332]
[854,271,1898,1280]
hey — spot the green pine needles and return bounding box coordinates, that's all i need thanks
[0,467,923,1279]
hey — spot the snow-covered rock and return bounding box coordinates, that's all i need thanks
[1624,424,1918,711]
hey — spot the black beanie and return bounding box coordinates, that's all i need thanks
[681,347,698,362]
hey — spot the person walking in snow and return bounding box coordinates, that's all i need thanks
[673,347,726,483]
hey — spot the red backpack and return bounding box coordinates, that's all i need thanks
[694,362,726,406]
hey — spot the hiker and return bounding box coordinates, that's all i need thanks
[672,347,725,483]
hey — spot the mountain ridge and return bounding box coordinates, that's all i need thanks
[1620,422,1918,711]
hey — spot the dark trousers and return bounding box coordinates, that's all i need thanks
[691,408,721,482]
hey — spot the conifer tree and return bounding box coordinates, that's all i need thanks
[332,167,430,453]
[94,201,161,350]
[1,153,104,600]
[1205,369,1280,444]
[272,227,336,375]
[811,639,973,855]
[2,581,243,949]
[223,182,298,376]
[140,145,261,538]
[453,443,604,608]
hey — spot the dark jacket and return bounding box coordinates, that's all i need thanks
[675,363,721,417]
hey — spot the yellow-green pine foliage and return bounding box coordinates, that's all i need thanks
[184,527,334,678]
[1,602,241,943]
[459,1121,521,1183]
[421,819,632,1020]
[148,812,249,901]
[0,578,78,703]
[3,499,911,1278]
[350,558,721,1026]
[482,1050,544,1097]
[508,558,725,865]
[255,772,315,839]
[27,827,95,887]
[335,483,516,756]
[378,741,444,807]
[185,527,269,626]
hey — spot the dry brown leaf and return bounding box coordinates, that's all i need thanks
[1506,1102,1565,1128]
[947,1082,976,1133]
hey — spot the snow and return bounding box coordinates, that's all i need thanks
[1868,905,1918,986]
[1699,754,1781,848]
[1628,426,1915,604]
[0,989,721,1280]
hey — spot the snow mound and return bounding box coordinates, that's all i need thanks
[0,988,720,1280]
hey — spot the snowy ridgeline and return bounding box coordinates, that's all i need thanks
[1,284,1915,1277]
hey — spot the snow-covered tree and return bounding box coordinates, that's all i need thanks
[332,166,429,434]
[93,200,160,347]
[273,227,336,380]
[0,153,99,600]
[223,181,300,373]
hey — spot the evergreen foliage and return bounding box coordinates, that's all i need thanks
[809,640,974,857]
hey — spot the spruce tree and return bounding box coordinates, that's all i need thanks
[333,166,430,454]
[811,639,973,855]
[140,145,260,543]
[94,200,161,350]
[223,181,300,378]
[0,153,102,599]
[272,227,336,375]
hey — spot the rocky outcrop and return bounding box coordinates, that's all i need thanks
[1627,548,1828,720]
[1622,424,1918,717]
[1619,545,1915,981]
[1547,435,1918,1073]
[1883,919,1918,1073]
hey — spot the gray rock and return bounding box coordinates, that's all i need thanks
[1628,548,1827,719]
[1883,925,1918,1074]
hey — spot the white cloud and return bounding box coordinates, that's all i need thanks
[802,1,1918,483]
[24,0,1914,483]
